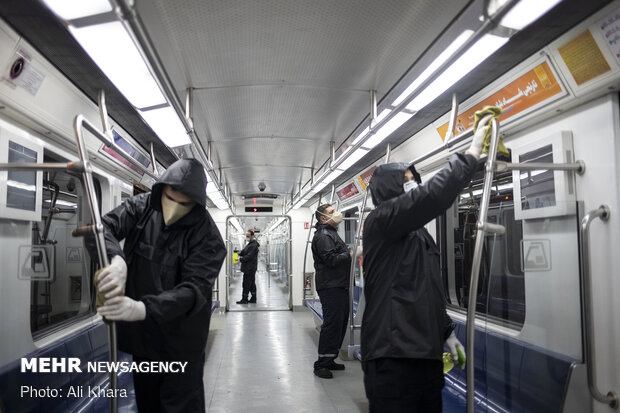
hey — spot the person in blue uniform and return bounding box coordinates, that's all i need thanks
[311,204,352,379]
[361,116,491,412]
[93,158,226,413]
[236,229,260,304]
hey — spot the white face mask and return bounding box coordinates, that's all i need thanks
[403,180,418,193]
[161,193,194,225]
[319,210,343,225]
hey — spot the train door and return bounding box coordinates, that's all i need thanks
[440,151,586,412]
[225,216,292,311]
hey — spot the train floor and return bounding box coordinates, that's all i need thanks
[228,260,290,311]
[203,309,368,412]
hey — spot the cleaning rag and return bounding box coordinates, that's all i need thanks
[473,106,509,157]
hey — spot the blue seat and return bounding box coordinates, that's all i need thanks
[303,298,323,321]
[442,318,576,413]
[0,322,136,413]
[211,300,219,313]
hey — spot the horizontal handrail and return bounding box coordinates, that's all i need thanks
[495,160,585,174]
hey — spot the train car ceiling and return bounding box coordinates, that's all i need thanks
[0,0,613,211]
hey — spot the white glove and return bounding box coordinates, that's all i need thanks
[96,255,127,299]
[355,245,363,258]
[466,115,492,160]
[445,331,466,368]
[98,296,146,322]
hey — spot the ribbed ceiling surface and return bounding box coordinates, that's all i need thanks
[141,0,467,196]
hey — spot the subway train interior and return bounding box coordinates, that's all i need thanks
[0,0,619,412]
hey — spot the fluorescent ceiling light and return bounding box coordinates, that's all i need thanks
[312,181,328,193]
[375,109,391,124]
[498,0,561,30]
[42,0,112,21]
[407,34,508,111]
[352,127,370,145]
[69,22,166,109]
[392,30,474,107]
[322,169,344,185]
[209,194,228,210]
[139,106,191,147]
[230,217,244,233]
[363,112,414,149]
[336,148,369,171]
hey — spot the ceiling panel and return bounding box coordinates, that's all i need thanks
[143,0,466,197]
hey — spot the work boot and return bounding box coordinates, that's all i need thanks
[313,368,333,379]
[236,298,249,304]
[327,361,345,371]
[248,296,257,303]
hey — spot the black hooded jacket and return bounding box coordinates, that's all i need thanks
[311,222,351,291]
[98,158,226,362]
[361,153,477,362]
[239,238,260,273]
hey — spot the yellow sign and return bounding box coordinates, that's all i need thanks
[437,61,564,140]
[558,29,611,86]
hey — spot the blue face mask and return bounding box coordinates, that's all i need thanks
[403,180,418,193]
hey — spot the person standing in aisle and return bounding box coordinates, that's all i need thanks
[311,204,352,379]
[236,229,260,304]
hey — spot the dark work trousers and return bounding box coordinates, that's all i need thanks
[241,268,257,299]
[133,354,206,413]
[314,287,350,369]
[362,357,444,413]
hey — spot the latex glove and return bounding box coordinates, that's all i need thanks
[98,296,146,322]
[466,114,492,160]
[445,331,466,368]
[96,255,127,299]
[355,244,363,258]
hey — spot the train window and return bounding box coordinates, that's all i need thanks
[439,165,526,328]
[29,153,96,337]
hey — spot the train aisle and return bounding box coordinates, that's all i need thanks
[229,260,289,311]
[203,310,368,412]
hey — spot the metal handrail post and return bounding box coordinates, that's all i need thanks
[579,205,618,409]
[348,190,369,349]
[302,195,321,299]
[73,115,117,413]
[466,119,501,413]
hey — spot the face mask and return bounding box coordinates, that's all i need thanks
[403,180,418,193]
[319,210,343,225]
[161,193,194,225]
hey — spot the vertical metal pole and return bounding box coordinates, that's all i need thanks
[73,115,117,413]
[149,143,158,176]
[348,190,368,347]
[466,119,500,413]
[384,144,391,164]
[579,206,618,408]
[370,90,377,125]
[97,90,112,141]
[329,185,336,204]
[445,94,459,143]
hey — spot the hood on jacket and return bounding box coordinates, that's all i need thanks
[368,162,409,206]
[151,158,207,211]
[249,238,260,248]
